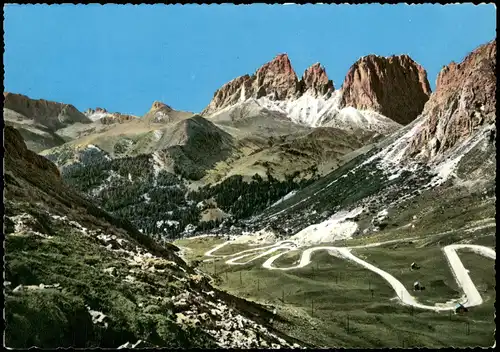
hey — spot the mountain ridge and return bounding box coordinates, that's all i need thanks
[201,52,431,129]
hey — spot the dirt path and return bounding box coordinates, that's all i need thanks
[203,238,495,311]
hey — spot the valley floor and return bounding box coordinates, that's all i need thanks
[174,226,496,348]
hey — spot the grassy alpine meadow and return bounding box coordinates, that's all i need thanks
[174,236,268,262]
[176,228,496,348]
[174,236,226,262]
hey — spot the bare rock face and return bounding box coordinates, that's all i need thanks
[339,55,431,125]
[300,63,335,97]
[100,113,136,125]
[85,107,106,115]
[202,55,338,116]
[201,52,428,125]
[253,53,300,100]
[408,40,496,158]
[151,101,173,112]
[202,75,254,116]
[84,106,137,124]
[3,92,91,131]
[202,54,304,116]
[142,101,192,124]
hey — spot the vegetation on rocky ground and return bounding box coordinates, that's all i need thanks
[44,145,316,239]
[5,126,302,349]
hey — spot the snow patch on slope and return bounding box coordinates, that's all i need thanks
[289,207,364,246]
[326,107,401,134]
[151,152,167,178]
[425,125,490,187]
[257,91,340,127]
[85,111,113,121]
[351,114,491,194]
[152,130,163,141]
[270,190,298,208]
[207,90,400,134]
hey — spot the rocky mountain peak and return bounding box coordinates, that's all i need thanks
[339,54,431,125]
[202,51,431,126]
[83,106,137,125]
[300,62,334,97]
[407,39,496,159]
[151,101,173,111]
[253,53,299,100]
[435,40,496,93]
[142,101,193,124]
[85,107,108,115]
[201,54,302,116]
[256,53,295,76]
[3,92,91,130]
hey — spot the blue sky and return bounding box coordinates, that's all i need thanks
[4,4,496,115]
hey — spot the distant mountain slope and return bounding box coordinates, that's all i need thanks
[3,92,93,152]
[24,46,469,245]
[35,50,430,190]
[4,125,303,349]
[83,106,139,124]
[4,92,92,130]
[3,93,145,152]
[41,107,381,239]
[43,113,236,180]
[248,39,496,241]
[142,101,194,124]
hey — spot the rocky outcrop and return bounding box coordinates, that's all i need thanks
[253,53,300,100]
[202,52,429,126]
[202,54,302,116]
[3,92,91,130]
[95,107,107,114]
[299,63,334,98]
[203,75,254,116]
[203,54,339,116]
[84,107,109,115]
[339,55,431,125]
[407,39,496,158]
[100,113,136,125]
[85,107,137,124]
[151,101,173,111]
[142,101,183,124]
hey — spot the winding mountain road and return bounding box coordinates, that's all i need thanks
[203,238,495,312]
